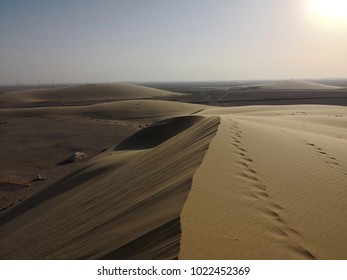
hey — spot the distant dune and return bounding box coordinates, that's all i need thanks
[0,84,347,260]
[0,99,206,126]
[0,83,182,108]
[256,80,342,90]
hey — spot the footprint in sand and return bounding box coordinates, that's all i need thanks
[305,140,342,169]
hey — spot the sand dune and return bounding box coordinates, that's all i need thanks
[0,115,219,259]
[0,83,182,108]
[0,99,205,214]
[0,93,347,259]
[180,105,347,259]
[256,80,342,90]
[0,100,205,125]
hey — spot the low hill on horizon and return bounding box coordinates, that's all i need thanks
[0,83,182,108]
[256,80,342,90]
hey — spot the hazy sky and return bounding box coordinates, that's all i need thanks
[0,0,346,84]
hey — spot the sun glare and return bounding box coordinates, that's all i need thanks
[311,0,347,21]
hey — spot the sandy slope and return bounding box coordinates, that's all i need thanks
[256,80,342,90]
[0,115,137,212]
[0,83,182,108]
[180,105,347,259]
[0,99,205,213]
[0,97,346,259]
[0,100,205,125]
[0,115,219,259]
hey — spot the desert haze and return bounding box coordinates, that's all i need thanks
[0,81,346,259]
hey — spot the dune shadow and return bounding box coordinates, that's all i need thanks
[115,115,204,151]
[0,182,26,192]
[99,218,180,260]
[56,160,72,166]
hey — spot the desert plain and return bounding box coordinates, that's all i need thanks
[0,80,346,259]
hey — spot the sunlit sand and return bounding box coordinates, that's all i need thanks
[0,82,346,259]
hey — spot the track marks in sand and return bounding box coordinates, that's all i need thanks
[228,118,315,259]
[304,141,346,175]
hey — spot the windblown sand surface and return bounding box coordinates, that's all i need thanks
[0,115,219,259]
[0,83,346,259]
[180,105,347,259]
[0,84,204,213]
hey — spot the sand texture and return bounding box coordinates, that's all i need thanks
[181,105,347,259]
[0,83,347,259]
[0,115,219,259]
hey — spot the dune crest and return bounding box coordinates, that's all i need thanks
[0,115,220,259]
[0,83,182,108]
[180,105,347,259]
[1,86,347,259]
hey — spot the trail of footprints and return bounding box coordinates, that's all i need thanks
[304,141,347,175]
[227,118,315,259]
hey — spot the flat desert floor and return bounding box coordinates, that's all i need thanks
[0,82,346,259]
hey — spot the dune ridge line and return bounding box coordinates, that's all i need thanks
[0,114,220,259]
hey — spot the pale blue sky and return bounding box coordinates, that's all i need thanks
[0,0,346,84]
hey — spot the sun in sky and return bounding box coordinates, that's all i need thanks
[310,0,347,21]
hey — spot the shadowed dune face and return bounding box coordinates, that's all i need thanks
[0,115,137,212]
[115,115,205,150]
[0,80,347,260]
[0,115,220,259]
[100,218,181,260]
[0,99,207,214]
